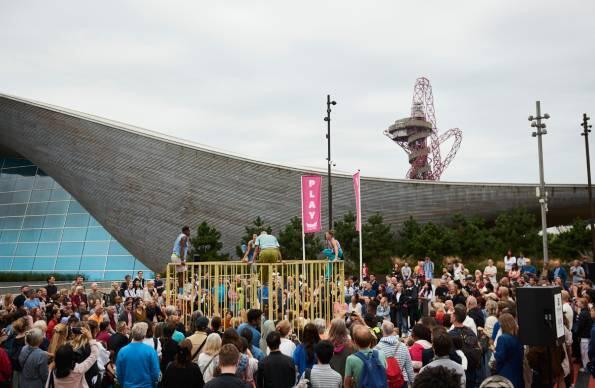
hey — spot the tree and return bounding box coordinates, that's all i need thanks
[278,217,323,259]
[550,219,592,259]
[492,208,541,258]
[395,217,422,258]
[362,213,396,273]
[191,221,228,261]
[333,212,360,271]
[450,214,496,260]
[235,217,273,257]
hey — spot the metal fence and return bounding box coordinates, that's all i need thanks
[165,260,345,331]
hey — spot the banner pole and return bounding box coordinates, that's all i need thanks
[358,171,363,281]
[300,177,306,262]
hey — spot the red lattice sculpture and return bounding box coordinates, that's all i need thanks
[384,77,462,180]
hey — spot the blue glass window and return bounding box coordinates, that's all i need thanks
[15,243,37,256]
[50,189,70,201]
[0,159,145,280]
[86,227,109,241]
[5,205,26,217]
[83,241,109,256]
[59,242,84,256]
[62,228,88,241]
[106,255,135,270]
[67,201,87,214]
[19,229,41,242]
[10,191,30,204]
[11,257,34,270]
[30,190,52,202]
[80,256,107,270]
[104,271,131,280]
[0,230,19,242]
[65,214,89,227]
[44,215,66,228]
[34,175,53,190]
[56,256,81,271]
[1,217,23,229]
[0,243,16,256]
[36,242,60,256]
[46,201,69,214]
[39,229,62,242]
[26,202,48,215]
[13,177,35,191]
[33,257,56,271]
[23,216,44,229]
[108,241,128,255]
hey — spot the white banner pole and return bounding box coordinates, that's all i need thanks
[300,177,306,262]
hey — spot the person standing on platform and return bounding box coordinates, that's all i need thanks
[171,226,191,293]
[323,230,343,279]
[254,231,281,282]
[242,234,258,263]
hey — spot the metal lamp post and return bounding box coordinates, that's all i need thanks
[581,113,595,256]
[324,95,337,230]
[528,101,550,275]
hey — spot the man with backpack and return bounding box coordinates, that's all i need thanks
[344,324,387,388]
[448,305,481,388]
[374,321,414,387]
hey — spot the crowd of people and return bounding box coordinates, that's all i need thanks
[0,237,594,388]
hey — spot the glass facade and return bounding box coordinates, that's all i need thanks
[0,157,152,280]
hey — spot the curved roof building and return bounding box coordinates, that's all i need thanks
[0,93,590,277]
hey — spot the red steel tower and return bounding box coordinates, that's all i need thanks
[384,77,462,180]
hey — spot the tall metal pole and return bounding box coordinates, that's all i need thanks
[529,101,550,275]
[324,95,336,230]
[581,113,595,256]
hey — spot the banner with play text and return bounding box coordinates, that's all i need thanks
[301,175,322,233]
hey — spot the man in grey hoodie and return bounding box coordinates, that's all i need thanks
[18,328,48,388]
[374,320,415,385]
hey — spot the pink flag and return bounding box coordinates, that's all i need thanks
[353,171,361,232]
[301,175,322,233]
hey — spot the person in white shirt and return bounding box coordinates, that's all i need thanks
[516,254,526,267]
[561,290,574,331]
[453,261,464,281]
[268,320,296,358]
[401,263,412,280]
[503,250,516,272]
[484,259,498,285]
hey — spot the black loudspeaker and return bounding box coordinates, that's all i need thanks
[516,286,565,346]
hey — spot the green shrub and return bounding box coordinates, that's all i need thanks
[0,272,79,282]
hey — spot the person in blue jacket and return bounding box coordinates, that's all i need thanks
[494,313,524,388]
[549,260,568,285]
[293,323,320,375]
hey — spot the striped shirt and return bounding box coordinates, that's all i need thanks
[299,364,342,388]
[375,335,415,383]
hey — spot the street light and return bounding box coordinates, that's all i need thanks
[581,113,595,257]
[324,95,337,230]
[528,101,550,275]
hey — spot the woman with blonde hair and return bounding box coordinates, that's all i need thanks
[48,324,68,357]
[69,322,100,387]
[327,318,354,378]
[494,313,524,388]
[197,333,221,383]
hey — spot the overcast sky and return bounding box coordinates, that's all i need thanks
[1,1,594,184]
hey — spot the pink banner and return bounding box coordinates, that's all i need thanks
[301,175,322,233]
[353,171,361,232]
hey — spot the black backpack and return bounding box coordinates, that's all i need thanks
[450,327,482,369]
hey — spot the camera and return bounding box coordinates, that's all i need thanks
[71,327,82,335]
